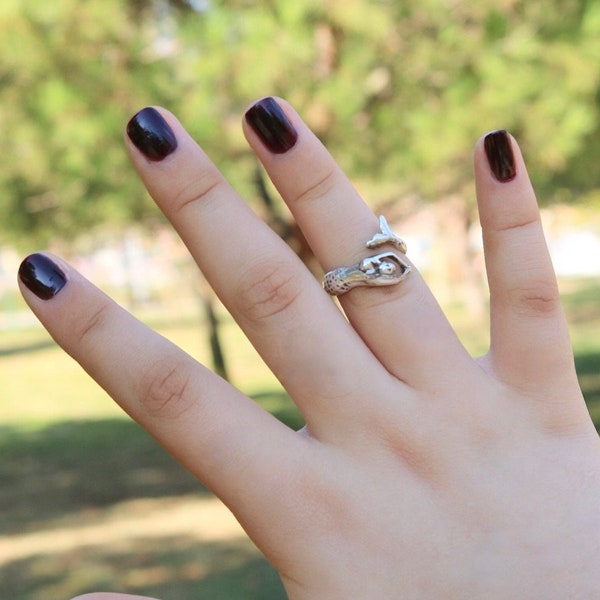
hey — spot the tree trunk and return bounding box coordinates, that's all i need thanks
[202,293,230,382]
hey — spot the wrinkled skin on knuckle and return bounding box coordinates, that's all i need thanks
[73,299,114,348]
[504,277,563,319]
[137,357,195,420]
[235,258,304,323]
[516,289,562,317]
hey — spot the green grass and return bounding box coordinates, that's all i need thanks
[0,278,599,599]
[560,279,600,423]
[0,304,292,599]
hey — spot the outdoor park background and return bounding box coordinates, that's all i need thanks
[1,1,600,598]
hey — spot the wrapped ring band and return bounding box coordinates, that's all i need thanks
[323,216,411,296]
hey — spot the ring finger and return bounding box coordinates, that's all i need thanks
[125,106,406,437]
[243,97,474,390]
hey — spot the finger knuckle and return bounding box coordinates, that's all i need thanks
[139,358,195,420]
[292,166,339,205]
[513,283,562,317]
[73,299,114,347]
[171,170,223,216]
[235,259,304,322]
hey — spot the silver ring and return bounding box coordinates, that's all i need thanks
[323,216,411,296]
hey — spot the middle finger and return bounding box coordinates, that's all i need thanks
[125,106,405,436]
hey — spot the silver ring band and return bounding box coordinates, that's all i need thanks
[323,216,411,296]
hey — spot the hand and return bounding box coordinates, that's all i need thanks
[20,97,600,599]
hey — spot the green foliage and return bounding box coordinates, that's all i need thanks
[0,0,172,248]
[1,0,600,249]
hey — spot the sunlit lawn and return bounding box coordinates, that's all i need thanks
[1,278,598,599]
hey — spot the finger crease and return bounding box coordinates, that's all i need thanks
[489,215,539,235]
[171,176,224,217]
[291,167,339,206]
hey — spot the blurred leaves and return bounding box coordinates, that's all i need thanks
[1,0,600,249]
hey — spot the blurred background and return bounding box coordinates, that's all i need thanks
[1,0,599,598]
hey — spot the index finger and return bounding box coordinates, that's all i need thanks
[17,253,303,536]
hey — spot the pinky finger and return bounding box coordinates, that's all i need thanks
[473,132,591,431]
[474,131,572,383]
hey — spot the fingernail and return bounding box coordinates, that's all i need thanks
[484,130,516,182]
[19,253,67,300]
[127,107,178,161]
[245,97,298,154]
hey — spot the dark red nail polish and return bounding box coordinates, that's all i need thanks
[484,130,516,182]
[245,97,298,154]
[127,107,178,161]
[19,253,67,300]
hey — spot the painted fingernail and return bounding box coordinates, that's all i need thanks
[245,97,298,154]
[127,107,178,161]
[484,130,516,182]
[19,253,67,300]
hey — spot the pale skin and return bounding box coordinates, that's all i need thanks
[19,98,600,599]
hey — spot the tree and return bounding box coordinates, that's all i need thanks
[2,0,600,319]
[167,0,600,310]
[3,0,600,244]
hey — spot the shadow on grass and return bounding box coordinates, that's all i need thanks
[576,350,600,430]
[1,535,285,600]
[0,391,302,535]
[0,338,57,358]
[0,388,299,598]
[251,389,304,431]
[562,282,600,325]
[0,388,302,536]
[0,419,205,536]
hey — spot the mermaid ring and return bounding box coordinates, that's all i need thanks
[323,216,411,296]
